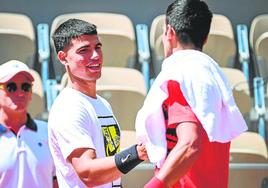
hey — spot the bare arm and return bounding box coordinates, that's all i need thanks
[68,143,147,187]
[156,122,202,187]
[68,147,121,187]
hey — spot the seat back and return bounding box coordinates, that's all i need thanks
[203,14,236,67]
[250,14,268,51]
[121,163,154,188]
[50,13,136,80]
[229,167,268,188]
[249,14,268,84]
[120,130,137,149]
[229,131,268,188]
[221,67,252,115]
[255,32,268,70]
[150,14,165,61]
[149,14,166,75]
[230,131,268,162]
[28,69,45,118]
[250,15,268,87]
[0,13,35,67]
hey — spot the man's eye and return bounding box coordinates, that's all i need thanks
[79,48,88,53]
[96,45,102,49]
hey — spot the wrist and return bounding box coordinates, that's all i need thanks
[115,144,143,174]
[144,176,168,188]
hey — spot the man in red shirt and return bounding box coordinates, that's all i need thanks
[159,80,230,188]
[136,0,247,187]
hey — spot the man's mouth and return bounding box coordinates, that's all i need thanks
[89,64,100,68]
[86,63,101,71]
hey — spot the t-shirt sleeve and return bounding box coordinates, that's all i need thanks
[167,80,200,125]
[49,102,96,161]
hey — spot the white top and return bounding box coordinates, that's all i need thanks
[135,50,248,167]
[48,87,121,188]
[0,117,55,188]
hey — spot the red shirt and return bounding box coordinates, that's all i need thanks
[162,80,230,188]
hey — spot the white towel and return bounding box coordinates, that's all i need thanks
[135,50,248,167]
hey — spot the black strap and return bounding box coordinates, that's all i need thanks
[114,144,143,174]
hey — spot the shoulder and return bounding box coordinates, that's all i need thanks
[53,88,84,105]
[26,118,50,140]
[34,119,48,132]
[50,88,90,115]
[166,80,189,106]
[48,90,96,130]
[97,95,112,108]
[96,95,115,115]
[34,119,47,126]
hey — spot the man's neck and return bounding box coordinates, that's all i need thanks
[174,44,200,52]
[68,79,97,99]
[0,110,27,134]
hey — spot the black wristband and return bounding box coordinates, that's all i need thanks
[114,144,143,174]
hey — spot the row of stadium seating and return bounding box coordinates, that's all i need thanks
[1,11,268,187]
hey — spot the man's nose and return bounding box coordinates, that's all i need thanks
[92,49,100,59]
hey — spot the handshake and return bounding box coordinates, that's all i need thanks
[115,142,168,188]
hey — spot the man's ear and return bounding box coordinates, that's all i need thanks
[58,51,67,65]
[166,24,176,40]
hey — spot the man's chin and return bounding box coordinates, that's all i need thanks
[13,107,27,113]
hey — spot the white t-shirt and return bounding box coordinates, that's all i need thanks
[0,117,55,188]
[48,88,121,188]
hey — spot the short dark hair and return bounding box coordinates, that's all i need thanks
[166,0,212,49]
[52,18,98,53]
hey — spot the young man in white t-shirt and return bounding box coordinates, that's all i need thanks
[48,18,148,188]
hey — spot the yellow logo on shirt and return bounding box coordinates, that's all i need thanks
[101,124,120,156]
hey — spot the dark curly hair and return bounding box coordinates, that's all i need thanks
[52,18,98,53]
[166,0,212,49]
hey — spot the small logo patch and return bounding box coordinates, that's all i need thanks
[121,154,131,163]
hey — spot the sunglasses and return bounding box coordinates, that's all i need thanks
[0,82,32,93]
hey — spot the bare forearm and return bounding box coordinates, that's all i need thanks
[71,144,146,187]
[157,122,201,187]
[73,155,121,187]
[157,142,200,187]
